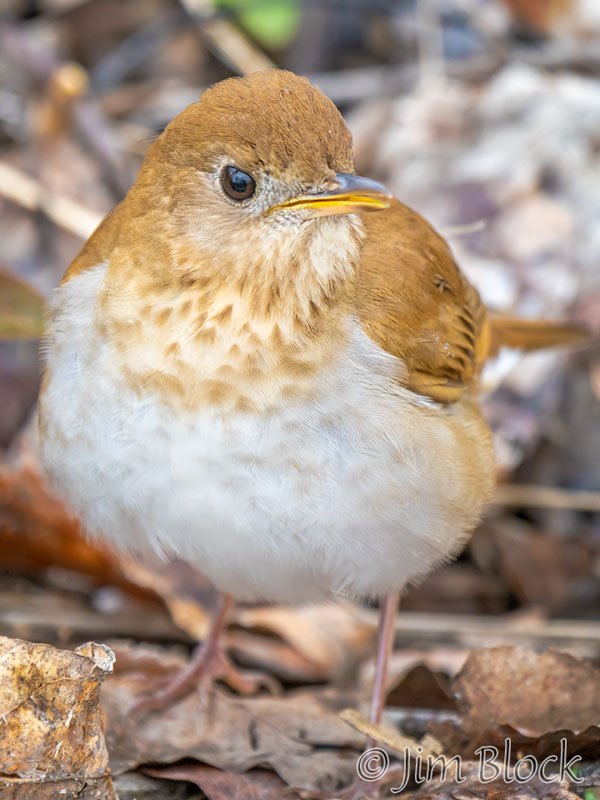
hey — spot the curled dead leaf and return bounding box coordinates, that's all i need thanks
[0,636,116,799]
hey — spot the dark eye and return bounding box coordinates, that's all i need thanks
[221,166,256,201]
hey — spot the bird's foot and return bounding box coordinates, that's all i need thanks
[130,638,279,716]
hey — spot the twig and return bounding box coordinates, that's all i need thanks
[386,707,460,728]
[0,161,102,239]
[179,0,275,75]
[0,593,185,643]
[492,484,600,513]
[383,611,600,657]
[336,606,600,657]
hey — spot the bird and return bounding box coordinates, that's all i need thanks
[38,69,586,736]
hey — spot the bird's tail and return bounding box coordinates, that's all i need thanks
[487,317,591,357]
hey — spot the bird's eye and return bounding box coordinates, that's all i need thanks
[221,166,256,201]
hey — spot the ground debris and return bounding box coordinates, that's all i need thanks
[102,641,363,793]
[144,763,293,800]
[0,636,116,799]
[427,646,600,766]
[453,646,600,739]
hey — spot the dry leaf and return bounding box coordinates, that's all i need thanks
[144,763,294,800]
[102,643,363,794]
[227,628,328,683]
[489,519,593,613]
[235,601,375,681]
[453,646,600,738]
[428,646,600,765]
[120,557,213,639]
[0,636,116,799]
[494,195,574,263]
[384,664,457,712]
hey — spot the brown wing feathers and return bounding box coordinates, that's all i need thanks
[357,200,487,403]
[357,199,587,404]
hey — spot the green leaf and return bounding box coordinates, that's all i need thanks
[216,0,300,49]
[0,269,45,340]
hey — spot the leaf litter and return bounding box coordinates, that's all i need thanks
[1,0,600,797]
[0,637,116,799]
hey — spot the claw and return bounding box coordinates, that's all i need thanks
[129,592,280,717]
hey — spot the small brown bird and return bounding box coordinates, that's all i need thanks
[38,70,585,729]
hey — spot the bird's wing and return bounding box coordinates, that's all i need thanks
[356,200,488,404]
[356,200,588,404]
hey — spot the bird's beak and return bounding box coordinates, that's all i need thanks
[270,173,393,217]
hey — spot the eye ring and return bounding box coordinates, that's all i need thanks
[221,166,256,202]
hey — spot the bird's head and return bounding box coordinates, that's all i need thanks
[76,71,393,411]
[132,70,391,285]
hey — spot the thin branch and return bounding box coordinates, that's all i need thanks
[180,0,276,75]
[492,484,600,513]
[0,162,102,240]
[386,611,600,655]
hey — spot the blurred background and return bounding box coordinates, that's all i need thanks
[1,0,600,705]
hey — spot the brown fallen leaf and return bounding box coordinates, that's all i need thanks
[384,663,457,712]
[429,646,600,765]
[362,648,468,701]
[102,641,363,794]
[489,519,593,614]
[227,628,328,683]
[453,646,600,738]
[402,563,508,615]
[235,601,375,682]
[0,636,116,799]
[144,763,294,800]
[120,557,213,639]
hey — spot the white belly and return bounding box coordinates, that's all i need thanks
[39,266,495,602]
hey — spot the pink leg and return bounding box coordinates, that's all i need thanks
[131,592,277,715]
[369,591,400,725]
[305,593,402,799]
